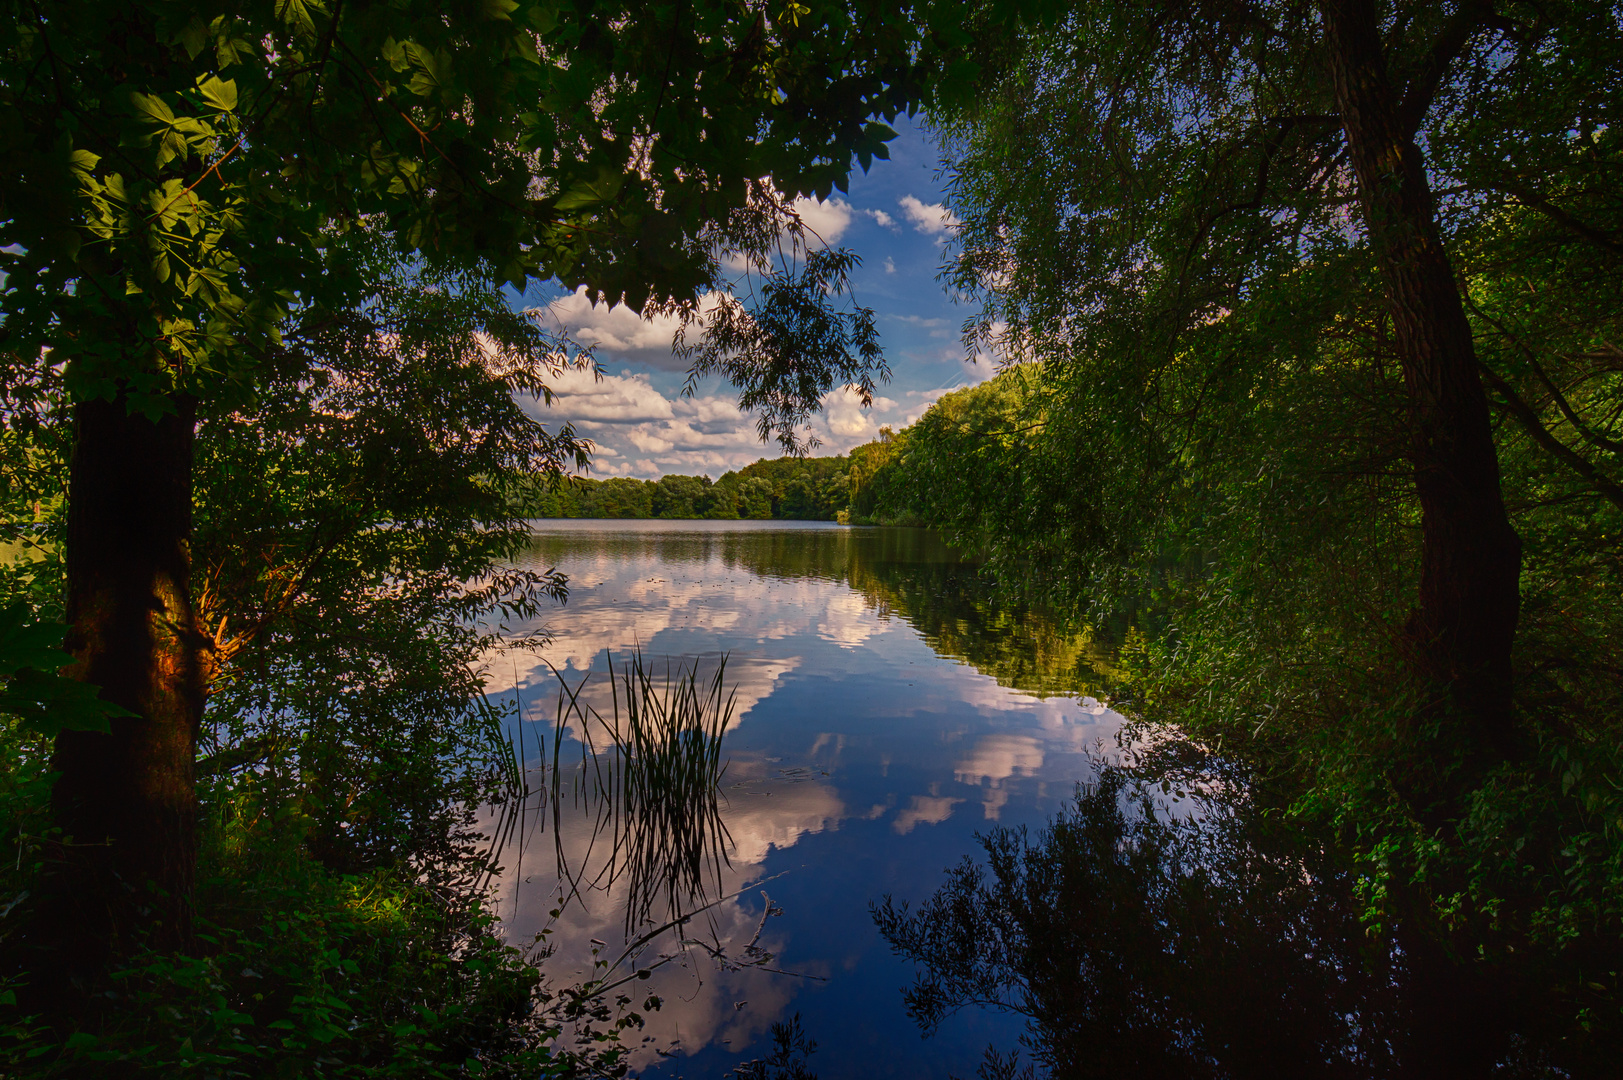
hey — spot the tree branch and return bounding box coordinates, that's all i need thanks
[1477,359,1623,513]
[1397,0,1492,133]
[1465,294,1623,456]
[1486,179,1623,255]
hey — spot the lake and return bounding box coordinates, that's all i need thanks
[491,520,1119,1077]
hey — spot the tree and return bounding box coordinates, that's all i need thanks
[0,0,948,966]
[935,0,1621,751]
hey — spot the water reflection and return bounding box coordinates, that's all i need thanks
[872,739,1576,1080]
[484,521,1119,1076]
[876,748,1406,1080]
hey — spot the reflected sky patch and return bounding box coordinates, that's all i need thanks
[483,521,1120,1077]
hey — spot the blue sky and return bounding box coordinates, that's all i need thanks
[511,116,992,479]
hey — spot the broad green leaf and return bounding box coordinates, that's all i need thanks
[554,171,625,212]
[175,16,210,59]
[69,148,100,178]
[380,37,408,73]
[198,75,238,113]
[275,0,320,38]
[403,43,452,99]
[129,92,176,125]
[0,602,66,676]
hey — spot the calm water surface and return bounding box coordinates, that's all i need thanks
[491,521,1118,1077]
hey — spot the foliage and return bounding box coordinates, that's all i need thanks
[186,237,583,883]
[724,1013,819,1080]
[679,249,887,451]
[522,456,850,521]
[854,0,1623,1055]
[1,807,654,1078]
[0,603,129,739]
[0,0,951,416]
[874,747,1614,1077]
[0,240,639,1070]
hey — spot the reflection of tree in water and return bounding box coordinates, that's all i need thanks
[719,527,1116,700]
[873,742,1573,1080]
[524,525,1115,699]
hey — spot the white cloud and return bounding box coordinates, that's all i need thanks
[789,197,899,246]
[820,385,896,440]
[529,371,909,479]
[536,288,686,369]
[898,195,962,242]
[954,734,1046,785]
[791,196,854,247]
[890,314,948,329]
[883,257,896,274]
[533,367,675,424]
[535,288,730,370]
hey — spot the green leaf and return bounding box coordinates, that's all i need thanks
[175,17,211,59]
[0,604,132,737]
[129,92,176,126]
[198,76,238,113]
[554,171,625,212]
[69,148,100,179]
[403,43,452,99]
[380,37,409,73]
[275,0,320,38]
[0,603,68,675]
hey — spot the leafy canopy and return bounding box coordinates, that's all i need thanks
[0,0,961,416]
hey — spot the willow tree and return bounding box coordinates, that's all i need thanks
[936,0,1622,751]
[0,0,953,967]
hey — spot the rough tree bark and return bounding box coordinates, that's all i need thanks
[38,391,205,981]
[1318,0,1522,750]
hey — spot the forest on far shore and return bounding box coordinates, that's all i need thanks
[522,454,851,520]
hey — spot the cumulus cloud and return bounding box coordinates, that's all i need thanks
[883,257,896,274]
[898,195,962,241]
[792,196,854,247]
[533,366,675,424]
[536,287,690,369]
[790,197,901,246]
[537,289,737,371]
[820,386,896,439]
[528,369,908,478]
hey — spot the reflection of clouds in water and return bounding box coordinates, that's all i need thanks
[818,591,880,649]
[893,794,965,834]
[477,526,1133,1070]
[488,753,846,1069]
[502,655,799,746]
[954,733,1046,785]
[979,786,1011,820]
[723,771,846,865]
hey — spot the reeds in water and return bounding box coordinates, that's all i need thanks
[543,651,735,931]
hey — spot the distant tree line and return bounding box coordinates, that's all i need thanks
[523,455,851,521]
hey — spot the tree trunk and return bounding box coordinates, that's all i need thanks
[1318,0,1522,749]
[37,391,204,982]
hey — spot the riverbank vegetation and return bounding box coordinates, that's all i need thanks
[862,1,1623,1072]
[0,0,942,1071]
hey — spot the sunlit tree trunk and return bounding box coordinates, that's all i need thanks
[40,391,204,978]
[1319,0,1522,750]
